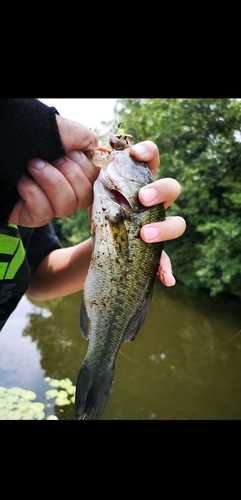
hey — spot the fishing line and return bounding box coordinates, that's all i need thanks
[215,329,241,346]
[116,100,120,129]
[118,349,137,363]
[115,100,124,134]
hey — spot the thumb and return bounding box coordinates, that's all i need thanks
[56,114,99,152]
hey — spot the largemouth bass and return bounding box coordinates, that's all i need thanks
[75,133,165,420]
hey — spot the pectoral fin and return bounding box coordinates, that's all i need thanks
[80,295,90,340]
[123,291,153,343]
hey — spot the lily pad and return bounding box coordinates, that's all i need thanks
[30,402,45,412]
[9,387,36,401]
[5,403,18,412]
[55,397,71,406]
[0,387,8,397]
[17,402,31,412]
[7,409,22,420]
[66,385,76,396]
[58,390,68,398]
[34,411,45,420]
[45,389,59,399]
[0,408,8,418]
[22,390,37,401]
[48,379,61,388]
[58,378,73,389]
[8,387,25,396]
[21,410,36,420]
[4,394,20,405]
[0,378,75,419]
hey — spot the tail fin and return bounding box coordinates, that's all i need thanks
[74,361,115,420]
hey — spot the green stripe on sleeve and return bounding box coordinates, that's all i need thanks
[0,229,26,280]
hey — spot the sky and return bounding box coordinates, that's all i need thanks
[38,98,117,133]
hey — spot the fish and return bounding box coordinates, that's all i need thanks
[74,133,165,420]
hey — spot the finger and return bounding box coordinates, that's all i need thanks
[8,174,54,227]
[26,158,79,216]
[34,153,97,209]
[9,157,83,226]
[65,150,98,189]
[51,153,97,209]
[139,178,182,209]
[157,250,176,287]
[140,216,186,243]
[9,153,98,226]
[129,141,160,176]
[56,115,98,152]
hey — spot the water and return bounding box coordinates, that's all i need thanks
[0,281,241,419]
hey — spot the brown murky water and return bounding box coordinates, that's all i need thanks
[0,281,241,419]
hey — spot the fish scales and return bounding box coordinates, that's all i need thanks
[75,134,165,420]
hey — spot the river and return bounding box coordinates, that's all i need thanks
[0,281,241,419]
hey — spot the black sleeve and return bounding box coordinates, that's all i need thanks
[25,223,62,268]
[0,98,66,226]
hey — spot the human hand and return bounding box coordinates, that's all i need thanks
[130,141,186,287]
[8,115,98,227]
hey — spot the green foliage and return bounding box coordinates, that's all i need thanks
[103,98,241,296]
[52,209,90,246]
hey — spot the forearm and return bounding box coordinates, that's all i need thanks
[27,238,92,301]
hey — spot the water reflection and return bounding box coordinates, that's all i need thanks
[0,296,50,399]
[0,281,241,419]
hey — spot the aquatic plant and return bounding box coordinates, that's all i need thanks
[0,377,76,420]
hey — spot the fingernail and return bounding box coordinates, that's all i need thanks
[140,187,158,203]
[28,158,46,169]
[142,226,159,241]
[159,269,176,286]
[168,275,176,286]
[52,157,65,167]
[66,150,81,162]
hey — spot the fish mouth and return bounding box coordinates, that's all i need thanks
[105,186,132,209]
[99,169,132,209]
